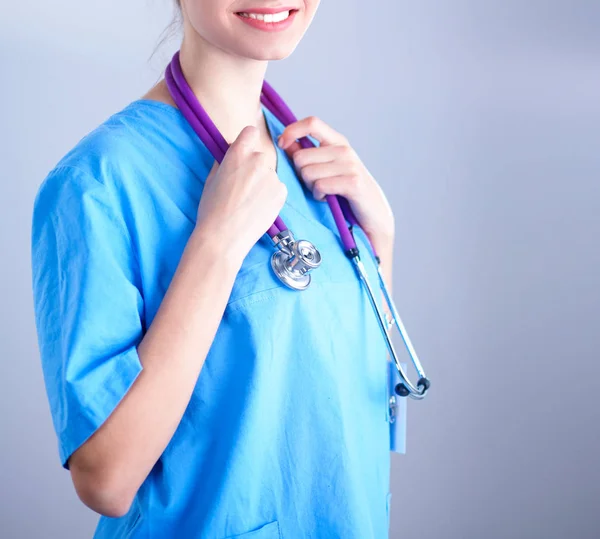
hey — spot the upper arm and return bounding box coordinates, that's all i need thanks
[31,165,145,470]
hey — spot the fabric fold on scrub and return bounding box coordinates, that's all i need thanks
[31,99,401,539]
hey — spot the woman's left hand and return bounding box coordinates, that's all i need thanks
[277,116,395,252]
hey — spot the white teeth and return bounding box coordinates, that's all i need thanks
[238,10,291,23]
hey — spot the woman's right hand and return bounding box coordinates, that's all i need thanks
[194,125,288,259]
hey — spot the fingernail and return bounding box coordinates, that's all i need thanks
[277,135,284,148]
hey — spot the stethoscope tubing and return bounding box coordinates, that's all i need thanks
[165,51,430,400]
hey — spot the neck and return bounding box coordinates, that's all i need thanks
[179,33,269,144]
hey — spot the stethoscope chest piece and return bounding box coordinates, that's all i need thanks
[271,230,322,291]
[165,49,430,400]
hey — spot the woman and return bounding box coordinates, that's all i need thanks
[31,0,398,537]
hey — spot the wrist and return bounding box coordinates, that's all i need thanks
[366,230,395,259]
[362,213,395,255]
[188,225,245,274]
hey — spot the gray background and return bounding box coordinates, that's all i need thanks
[1,0,598,538]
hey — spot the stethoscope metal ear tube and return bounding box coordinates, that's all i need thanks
[165,50,431,401]
[350,255,430,400]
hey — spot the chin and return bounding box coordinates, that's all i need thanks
[254,48,297,61]
[234,41,299,62]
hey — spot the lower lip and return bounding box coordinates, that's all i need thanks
[235,10,298,32]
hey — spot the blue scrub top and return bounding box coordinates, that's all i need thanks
[31,99,404,538]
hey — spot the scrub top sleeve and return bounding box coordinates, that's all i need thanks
[31,165,144,470]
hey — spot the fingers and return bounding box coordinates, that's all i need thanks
[221,126,265,173]
[278,116,347,149]
[299,161,351,185]
[283,140,303,160]
[288,145,351,168]
[311,176,355,201]
[251,150,272,173]
[229,125,261,155]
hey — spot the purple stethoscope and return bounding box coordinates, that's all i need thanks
[165,51,430,400]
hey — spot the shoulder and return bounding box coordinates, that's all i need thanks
[33,101,177,220]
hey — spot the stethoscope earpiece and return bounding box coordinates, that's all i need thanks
[395,384,410,398]
[165,49,430,402]
[351,253,431,400]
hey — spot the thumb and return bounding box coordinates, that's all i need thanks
[283,140,303,160]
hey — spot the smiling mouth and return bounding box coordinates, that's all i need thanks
[235,9,299,23]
